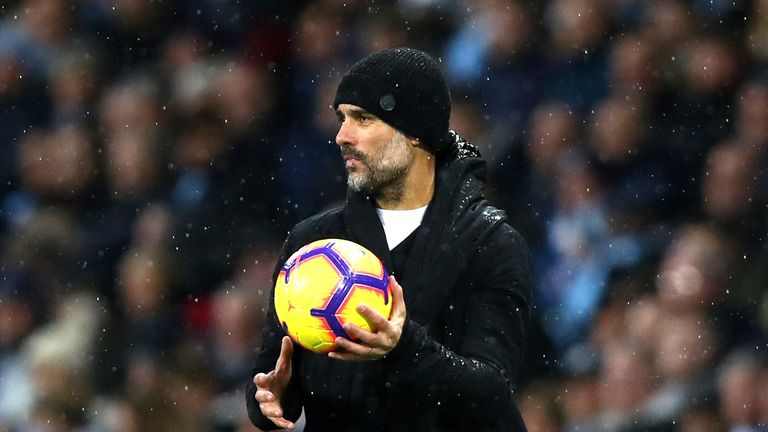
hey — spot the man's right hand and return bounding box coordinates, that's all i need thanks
[253,336,295,429]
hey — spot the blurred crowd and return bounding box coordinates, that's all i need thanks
[0,0,766,431]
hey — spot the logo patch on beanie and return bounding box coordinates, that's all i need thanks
[379,94,396,111]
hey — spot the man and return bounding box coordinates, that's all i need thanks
[246,47,532,431]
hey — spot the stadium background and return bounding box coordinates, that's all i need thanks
[0,0,766,431]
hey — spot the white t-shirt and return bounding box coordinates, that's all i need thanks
[375,205,428,250]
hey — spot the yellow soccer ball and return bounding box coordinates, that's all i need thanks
[274,238,392,353]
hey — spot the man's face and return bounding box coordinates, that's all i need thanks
[335,104,413,195]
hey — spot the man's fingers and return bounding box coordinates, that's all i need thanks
[327,350,356,361]
[254,389,276,403]
[253,337,295,429]
[342,320,373,342]
[334,335,369,354]
[275,336,293,373]
[261,403,295,429]
[254,372,273,388]
[268,416,295,430]
[257,390,295,429]
[356,304,389,332]
[260,403,283,418]
[281,335,294,357]
[329,337,373,361]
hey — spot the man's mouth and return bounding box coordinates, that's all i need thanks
[345,158,362,170]
[342,149,366,168]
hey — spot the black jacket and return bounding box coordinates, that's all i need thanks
[247,135,533,431]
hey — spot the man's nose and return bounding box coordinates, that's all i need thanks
[335,120,355,147]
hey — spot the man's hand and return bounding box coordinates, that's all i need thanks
[329,275,406,361]
[253,336,295,429]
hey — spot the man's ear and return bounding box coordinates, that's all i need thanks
[409,136,421,148]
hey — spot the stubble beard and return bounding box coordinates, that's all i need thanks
[344,131,412,201]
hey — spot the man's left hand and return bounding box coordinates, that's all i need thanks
[329,275,406,361]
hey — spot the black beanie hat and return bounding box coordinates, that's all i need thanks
[333,47,452,154]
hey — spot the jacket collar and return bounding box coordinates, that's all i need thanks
[341,132,484,269]
[342,133,494,322]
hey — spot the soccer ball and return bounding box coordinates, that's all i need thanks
[274,238,392,353]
